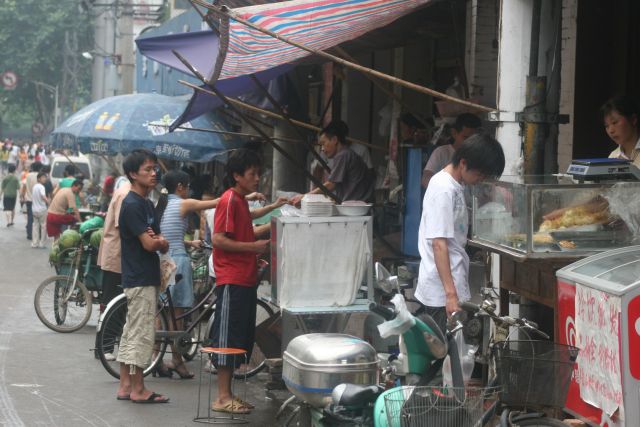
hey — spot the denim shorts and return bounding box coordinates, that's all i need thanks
[166,251,194,308]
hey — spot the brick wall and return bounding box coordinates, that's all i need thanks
[558,0,578,171]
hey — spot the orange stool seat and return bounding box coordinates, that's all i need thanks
[194,347,249,424]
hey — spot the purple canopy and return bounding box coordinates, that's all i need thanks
[136,30,291,130]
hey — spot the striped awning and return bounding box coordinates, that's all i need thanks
[211,0,432,82]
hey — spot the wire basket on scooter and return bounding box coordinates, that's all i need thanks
[384,385,498,427]
[493,340,579,409]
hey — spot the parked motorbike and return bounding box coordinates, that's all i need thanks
[278,263,463,427]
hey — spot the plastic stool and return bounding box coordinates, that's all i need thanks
[194,347,249,425]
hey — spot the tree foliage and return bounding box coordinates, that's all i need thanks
[0,0,93,135]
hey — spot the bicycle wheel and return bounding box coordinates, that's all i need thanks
[96,295,169,379]
[34,275,92,333]
[233,299,275,379]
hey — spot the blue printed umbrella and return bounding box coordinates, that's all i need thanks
[49,93,246,162]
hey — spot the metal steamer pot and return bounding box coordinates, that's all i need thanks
[283,333,379,407]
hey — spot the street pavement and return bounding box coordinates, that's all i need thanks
[0,213,287,427]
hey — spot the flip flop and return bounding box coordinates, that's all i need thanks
[131,392,169,404]
[233,396,255,409]
[116,394,130,401]
[211,399,251,414]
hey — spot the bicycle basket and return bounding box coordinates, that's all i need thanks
[384,385,498,427]
[493,340,579,409]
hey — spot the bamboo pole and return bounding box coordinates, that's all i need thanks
[190,0,495,113]
[249,75,331,172]
[178,79,384,151]
[173,50,340,202]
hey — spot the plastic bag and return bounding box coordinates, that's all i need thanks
[377,294,416,338]
[443,329,478,388]
[159,253,177,293]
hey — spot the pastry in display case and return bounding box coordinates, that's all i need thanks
[471,176,640,258]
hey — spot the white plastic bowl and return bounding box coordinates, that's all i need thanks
[335,204,372,216]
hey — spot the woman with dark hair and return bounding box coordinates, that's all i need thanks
[601,95,640,166]
[156,170,221,378]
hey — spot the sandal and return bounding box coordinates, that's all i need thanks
[168,361,194,379]
[233,396,254,409]
[131,392,169,404]
[211,399,251,414]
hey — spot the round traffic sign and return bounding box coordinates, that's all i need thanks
[1,71,18,90]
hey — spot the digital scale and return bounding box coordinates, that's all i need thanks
[566,158,640,182]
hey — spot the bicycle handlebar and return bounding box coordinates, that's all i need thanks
[369,303,395,321]
[459,301,480,313]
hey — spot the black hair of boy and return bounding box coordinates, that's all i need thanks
[162,170,191,194]
[453,113,482,131]
[451,133,505,179]
[37,172,47,180]
[123,149,158,182]
[224,148,262,189]
[72,178,85,189]
[320,120,349,145]
[8,164,16,174]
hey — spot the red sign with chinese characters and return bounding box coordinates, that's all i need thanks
[557,280,622,426]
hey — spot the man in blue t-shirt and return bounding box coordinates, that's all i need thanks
[115,149,170,404]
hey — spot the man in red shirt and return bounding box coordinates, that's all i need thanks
[210,149,287,414]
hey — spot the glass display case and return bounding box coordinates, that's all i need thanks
[470,176,640,259]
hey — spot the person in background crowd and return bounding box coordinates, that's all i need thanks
[46,179,82,240]
[17,145,28,174]
[53,164,78,195]
[415,134,505,334]
[421,113,482,189]
[100,172,118,211]
[41,165,53,198]
[292,120,374,204]
[20,161,43,241]
[115,149,169,404]
[0,143,9,176]
[31,172,50,248]
[7,145,18,171]
[1,164,20,226]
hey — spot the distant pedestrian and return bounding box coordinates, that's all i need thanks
[116,149,169,404]
[31,172,50,248]
[46,179,82,239]
[1,164,20,226]
[21,161,43,241]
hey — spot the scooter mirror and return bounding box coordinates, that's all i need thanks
[374,262,400,294]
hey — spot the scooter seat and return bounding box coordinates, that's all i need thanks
[332,384,383,408]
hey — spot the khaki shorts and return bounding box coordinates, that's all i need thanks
[116,285,158,370]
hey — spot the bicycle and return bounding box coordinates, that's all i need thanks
[34,227,103,333]
[95,248,277,380]
[446,298,581,427]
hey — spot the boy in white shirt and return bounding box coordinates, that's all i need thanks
[31,172,50,248]
[415,134,505,333]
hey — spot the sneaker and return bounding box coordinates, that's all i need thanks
[104,353,116,361]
